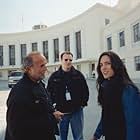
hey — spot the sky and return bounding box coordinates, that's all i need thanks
[0,0,118,33]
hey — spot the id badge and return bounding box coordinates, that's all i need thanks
[65,92,71,101]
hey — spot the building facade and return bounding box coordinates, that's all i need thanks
[0,0,140,80]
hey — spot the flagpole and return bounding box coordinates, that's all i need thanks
[21,15,24,31]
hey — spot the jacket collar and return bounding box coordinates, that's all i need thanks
[23,73,43,86]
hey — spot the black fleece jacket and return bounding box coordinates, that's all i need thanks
[5,73,57,140]
[47,66,89,113]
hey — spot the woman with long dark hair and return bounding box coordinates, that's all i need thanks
[91,51,140,140]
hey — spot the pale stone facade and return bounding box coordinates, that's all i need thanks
[0,0,140,80]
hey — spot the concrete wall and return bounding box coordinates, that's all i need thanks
[0,1,140,80]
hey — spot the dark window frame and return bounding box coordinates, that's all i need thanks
[32,42,38,51]
[75,31,82,59]
[64,35,70,51]
[133,23,140,42]
[107,36,112,50]
[119,31,125,47]
[54,38,59,62]
[0,45,3,66]
[43,41,49,61]
[21,44,27,64]
[9,45,15,65]
[135,56,140,71]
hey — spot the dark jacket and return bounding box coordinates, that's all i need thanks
[5,73,57,140]
[94,85,140,140]
[47,66,89,113]
[98,77,126,140]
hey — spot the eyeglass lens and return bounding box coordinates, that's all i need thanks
[64,59,72,62]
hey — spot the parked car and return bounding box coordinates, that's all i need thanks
[92,70,96,78]
[8,71,23,88]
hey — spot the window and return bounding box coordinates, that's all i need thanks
[64,35,70,51]
[105,18,110,25]
[135,56,140,71]
[107,37,112,50]
[119,31,125,47]
[43,41,49,61]
[76,64,81,71]
[0,45,3,66]
[91,63,95,78]
[92,63,95,71]
[133,23,140,42]
[54,38,59,62]
[0,72,2,77]
[21,44,27,64]
[32,43,38,51]
[121,58,126,66]
[9,45,15,65]
[75,31,82,59]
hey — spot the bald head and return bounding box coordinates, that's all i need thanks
[23,52,48,82]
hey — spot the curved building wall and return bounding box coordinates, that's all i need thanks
[0,3,120,80]
[0,1,140,81]
[103,2,140,80]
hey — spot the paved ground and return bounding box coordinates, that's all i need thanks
[0,90,9,140]
[2,78,140,140]
[0,79,102,140]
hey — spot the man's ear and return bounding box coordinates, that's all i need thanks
[24,66,30,72]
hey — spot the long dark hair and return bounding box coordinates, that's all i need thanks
[96,51,137,104]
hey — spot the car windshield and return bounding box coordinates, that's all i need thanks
[10,72,23,76]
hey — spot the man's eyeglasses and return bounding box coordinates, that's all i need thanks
[64,59,72,62]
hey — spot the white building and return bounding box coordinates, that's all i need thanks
[0,0,140,80]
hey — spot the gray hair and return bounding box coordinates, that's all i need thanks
[22,51,41,70]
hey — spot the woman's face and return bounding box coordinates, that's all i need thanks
[99,55,114,79]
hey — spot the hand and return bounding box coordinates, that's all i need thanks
[53,111,64,121]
